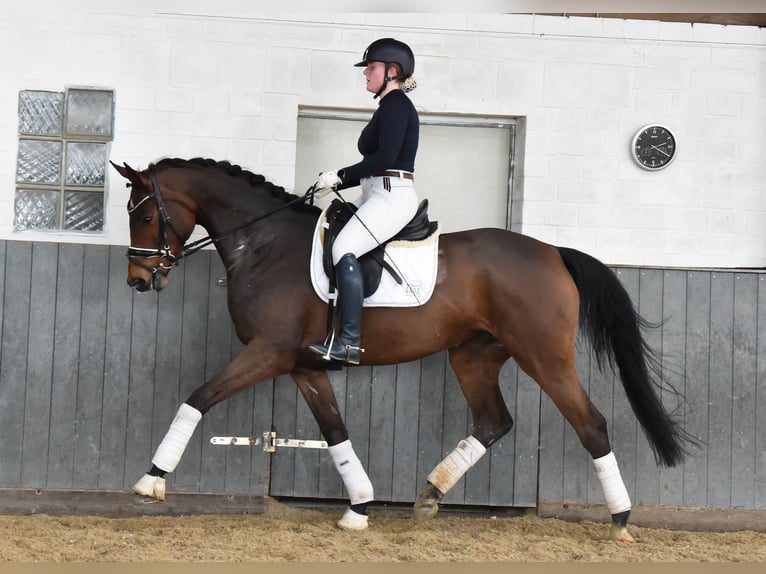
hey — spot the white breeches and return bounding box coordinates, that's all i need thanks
[331,175,418,265]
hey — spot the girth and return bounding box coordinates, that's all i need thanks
[321,198,437,298]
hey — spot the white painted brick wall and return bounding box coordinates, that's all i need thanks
[0,12,764,268]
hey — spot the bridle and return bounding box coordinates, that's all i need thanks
[126,173,184,278]
[126,171,318,280]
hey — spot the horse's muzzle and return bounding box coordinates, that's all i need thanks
[127,266,170,292]
[128,276,152,292]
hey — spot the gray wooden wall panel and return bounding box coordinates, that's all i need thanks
[72,245,110,490]
[731,273,758,510]
[367,365,398,500]
[47,244,84,488]
[98,245,133,490]
[538,267,766,511]
[757,276,766,509]
[21,243,58,488]
[391,360,421,502]
[0,242,275,496]
[0,241,32,487]
[1,239,764,512]
[684,271,712,507]
[708,273,735,509]
[0,241,4,370]
[659,269,687,508]
[635,268,663,507]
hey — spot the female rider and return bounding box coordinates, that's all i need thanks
[309,38,420,365]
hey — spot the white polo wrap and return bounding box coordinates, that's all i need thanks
[329,440,374,505]
[593,451,632,515]
[427,435,486,495]
[152,403,202,473]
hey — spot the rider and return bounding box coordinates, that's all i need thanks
[309,38,420,365]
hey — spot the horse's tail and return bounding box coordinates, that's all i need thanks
[556,246,694,467]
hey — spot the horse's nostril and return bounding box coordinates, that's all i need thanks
[128,276,147,289]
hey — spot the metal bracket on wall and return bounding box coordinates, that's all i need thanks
[210,431,328,453]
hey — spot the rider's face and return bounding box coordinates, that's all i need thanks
[364,62,388,94]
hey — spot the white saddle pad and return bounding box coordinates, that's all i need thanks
[309,207,440,308]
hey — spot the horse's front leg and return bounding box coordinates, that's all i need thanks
[291,367,373,531]
[133,340,293,501]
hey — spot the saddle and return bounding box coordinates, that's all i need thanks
[322,198,438,298]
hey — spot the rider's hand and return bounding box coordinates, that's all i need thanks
[315,171,342,192]
[312,186,332,199]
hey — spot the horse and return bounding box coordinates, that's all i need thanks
[112,157,694,541]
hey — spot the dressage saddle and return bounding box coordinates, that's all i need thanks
[322,198,438,297]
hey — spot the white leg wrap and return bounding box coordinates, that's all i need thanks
[593,451,632,515]
[329,440,374,505]
[427,436,487,495]
[151,403,202,473]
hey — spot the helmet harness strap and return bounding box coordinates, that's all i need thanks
[374,63,400,99]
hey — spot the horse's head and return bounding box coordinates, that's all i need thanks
[111,161,195,292]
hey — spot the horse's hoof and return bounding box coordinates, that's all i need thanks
[413,497,439,521]
[133,474,166,501]
[611,524,635,543]
[336,508,368,531]
[413,482,443,521]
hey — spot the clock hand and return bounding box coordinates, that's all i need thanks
[650,144,671,157]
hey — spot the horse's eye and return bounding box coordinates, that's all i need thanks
[142,215,153,224]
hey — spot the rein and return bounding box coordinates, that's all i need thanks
[127,172,316,274]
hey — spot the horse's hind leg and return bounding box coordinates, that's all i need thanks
[519,350,634,542]
[414,334,513,521]
[291,367,373,531]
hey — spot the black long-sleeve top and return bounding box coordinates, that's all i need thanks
[338,89,419,189]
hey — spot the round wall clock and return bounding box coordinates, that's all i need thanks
[631,124,677,171]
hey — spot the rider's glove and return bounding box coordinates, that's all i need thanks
[313,171,342,198]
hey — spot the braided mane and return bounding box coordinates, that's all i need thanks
[147,157,320,214]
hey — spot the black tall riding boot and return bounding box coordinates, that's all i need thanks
[309,253,365,365]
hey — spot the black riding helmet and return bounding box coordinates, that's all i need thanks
[355,38,415,98]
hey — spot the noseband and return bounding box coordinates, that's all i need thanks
[126,173,184,278]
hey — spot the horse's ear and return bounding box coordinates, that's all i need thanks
[111,160,134,179]
[110,161,144,188]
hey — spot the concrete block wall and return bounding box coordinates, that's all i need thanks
[0,12,764,267]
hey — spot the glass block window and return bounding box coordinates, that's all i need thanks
[65,90,114,138]
[18,91,64,136]
[14,88,114,232]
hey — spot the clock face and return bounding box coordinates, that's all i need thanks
[632,124,677,171]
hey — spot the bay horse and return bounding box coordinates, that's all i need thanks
[113,157,692,541]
